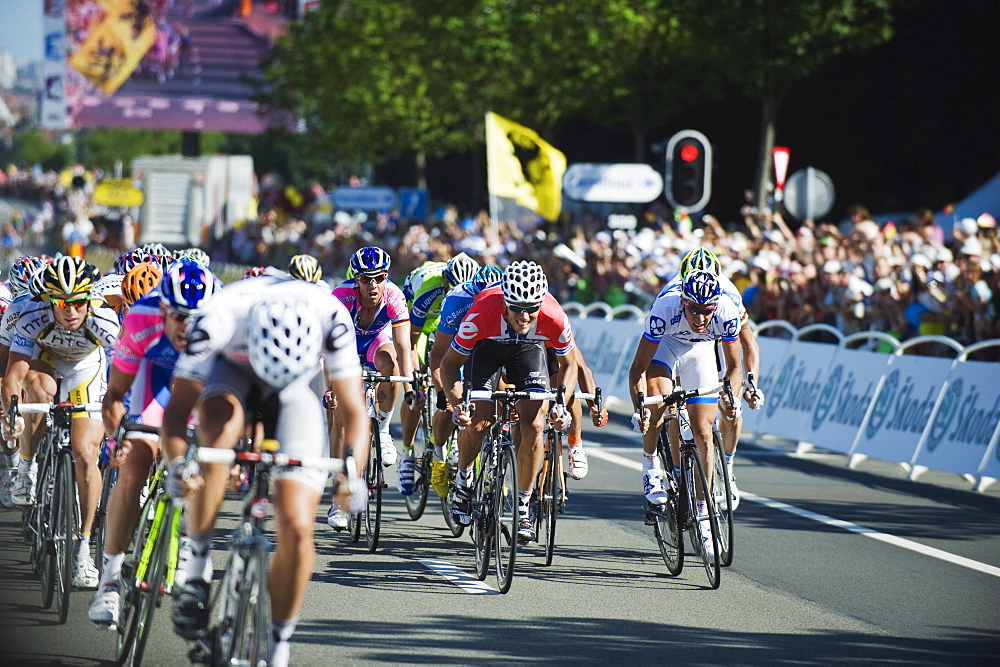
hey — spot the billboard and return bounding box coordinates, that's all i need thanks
[64,0,292,133]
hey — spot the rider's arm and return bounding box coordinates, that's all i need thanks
[738,323,760,379]
[1,352,30,412]
[721,341,742,418]
[101,366,135,438]
[392,320,414,383]
[429,331,454,391]
[553,348,578,399]
[161,377,202,462]
[440,346,469,410]
[329,372,368,477]
[0,344,10,377]
[627,338,659,408]
[571,346,597,395]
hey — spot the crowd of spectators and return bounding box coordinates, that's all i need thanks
[3,164,999,349]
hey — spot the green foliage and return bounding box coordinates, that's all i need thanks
[81,129,227,172]
[12,130,74,171]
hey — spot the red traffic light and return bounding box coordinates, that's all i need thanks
[679,144,700,162]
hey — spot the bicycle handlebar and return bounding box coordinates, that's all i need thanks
[639,383,723,407]
[17,401,103,414]
[363,374,411,384]
[195,447,347,473]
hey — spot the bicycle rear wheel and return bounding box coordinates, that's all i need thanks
[493,442,518,594]
[365,418,382,552]
[683,448,721,589]
[54,451,76,624]
[94,463,117,577]
[472,455,490,581]
[404,444,430,521]
[712,427,734,567]
[229,541,271,667]
[130,500,170,666]
[440,435,464,537]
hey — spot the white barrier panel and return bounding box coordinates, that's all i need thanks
[912,360,1000,477]
[850,355,953,463]
[750,340,840,442]
[569,316,643,400]
[801,347,891,454]
[740,336,791,432]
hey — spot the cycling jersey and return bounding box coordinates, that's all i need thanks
[0,291,33,347]
[113,291,178,427]
[11,299,120,362]
[642,289,740,347]
[436,279,501,336]
[660,273,748,326]
[451,288,575,356]
[403,261,448,334]
[0,283,11,318]
[332,277,409,367]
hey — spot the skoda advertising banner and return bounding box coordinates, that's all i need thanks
[851,355,953,464]
[741,336,793,433]
[749,340,839,442]
[568,317,643,400]
[803,347,890,454]
[913,360,1000,477]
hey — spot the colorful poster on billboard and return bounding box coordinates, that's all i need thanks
[64,0,292,133]
[40,0,69,129]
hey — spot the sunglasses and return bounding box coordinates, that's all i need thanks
[51,294,91,309]
[507,303,541,314]
[682,299,717,316]
[357,273,388,284]
[165,308,190,323]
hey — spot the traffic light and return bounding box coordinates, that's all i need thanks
[665,130,712,211]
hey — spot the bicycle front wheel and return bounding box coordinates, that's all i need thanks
[365,418,382,552]
[129,500,170,666]
[229,541,272,667]
[712,427,734,567]
[537,432,560,566]
[34,463,56,609]
[440,435,464,537]
[54,451,76,624]
[493,442,518,594]
[472,454,490,582]
[94,464,117,577]
[683,449,721,589]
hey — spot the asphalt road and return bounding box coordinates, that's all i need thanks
[2,410,999,665]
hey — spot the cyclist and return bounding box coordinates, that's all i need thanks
[627,270,741,556]
[669,247,764,508]
[396,252,478,496]
[427,264,503,497]
[1,256,119,588]
[440,260,577,542]
[164,274,368,667]
[121,261,163,313]
[288,254,323,284]
[88,259,220,627]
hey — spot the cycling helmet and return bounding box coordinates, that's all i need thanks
[247,297,323,387]
[502,260,548,305]
[140,242,170,257]
[160,259,220,314]
[472,264,503,293]
[244,266,266,279]
[122,262,163,305]
[681,270,722,306]
[288,254,322,283]
[7,255,44,294]
[93,273,124,301]
[679,247,721,279]
[349,247,390,276]
[42,256,100,296]
[113,248,153,275]
[443,252,479,287]
[176,247,211,267]
[28,267,48,299]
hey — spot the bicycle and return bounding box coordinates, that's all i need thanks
[639,382,724,589]
[403,366,434,521]
[189,441,353,666]
[12,393,103,624]
[529,388,602,566]
[108,422,184,666]
[348,371,409,553]
[438,428,465,538]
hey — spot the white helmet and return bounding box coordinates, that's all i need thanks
[502,260,548,305]
[93,273,124,301]
[443,252,479,286]
[247,297,323,387]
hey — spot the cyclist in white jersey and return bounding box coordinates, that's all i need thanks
[1,257,120,588]
[164,274,367,667]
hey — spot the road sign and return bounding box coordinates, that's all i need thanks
[398,188,429,218]
[783,167,836,220]
[563,163,663,203]
[332,186,397,211]
[93,179,144,207]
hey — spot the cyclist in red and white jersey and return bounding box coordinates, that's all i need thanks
[441,260,577,542]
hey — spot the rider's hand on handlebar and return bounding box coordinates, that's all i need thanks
[589,405,609,427]
[404,390,426,409]
[745,386,765,410]
[548,404,572,431]
[452,405,473,428]
[3,415,24,441]
[630,408,650,434]
[166,456,203,500]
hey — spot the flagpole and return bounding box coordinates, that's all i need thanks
[485,112,500,243]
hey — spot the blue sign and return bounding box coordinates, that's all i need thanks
[332,186,397,211]
[398,188,429,219]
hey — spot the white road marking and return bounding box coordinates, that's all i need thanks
[420,560,499,594]
[586,441,1000,579]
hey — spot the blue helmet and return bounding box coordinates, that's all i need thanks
[113,248,154,275]
[349,247,390,276]
[160,259,220,314]
[681,270,722,306]
[471,265,503,294]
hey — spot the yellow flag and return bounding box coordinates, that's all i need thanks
[485,112,566,222]
[69,0,157,96]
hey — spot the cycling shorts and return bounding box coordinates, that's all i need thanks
[466,340,550,393]
[123,360,174,432]
[202,357,330,494]
[39,348,107,420]
[650,337,719,405]
[358,328,393,372]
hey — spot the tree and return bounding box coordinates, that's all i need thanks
[81,129,226,173]
[678,0,899,212]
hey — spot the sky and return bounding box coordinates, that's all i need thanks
[0,0,43,62]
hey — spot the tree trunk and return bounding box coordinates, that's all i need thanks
[753,88,788,214]
[415,150,427,190]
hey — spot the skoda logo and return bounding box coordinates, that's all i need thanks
[926,378,962,452]
[767,355,796,418]
[812,365,842,431]
[865,369,899,438]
